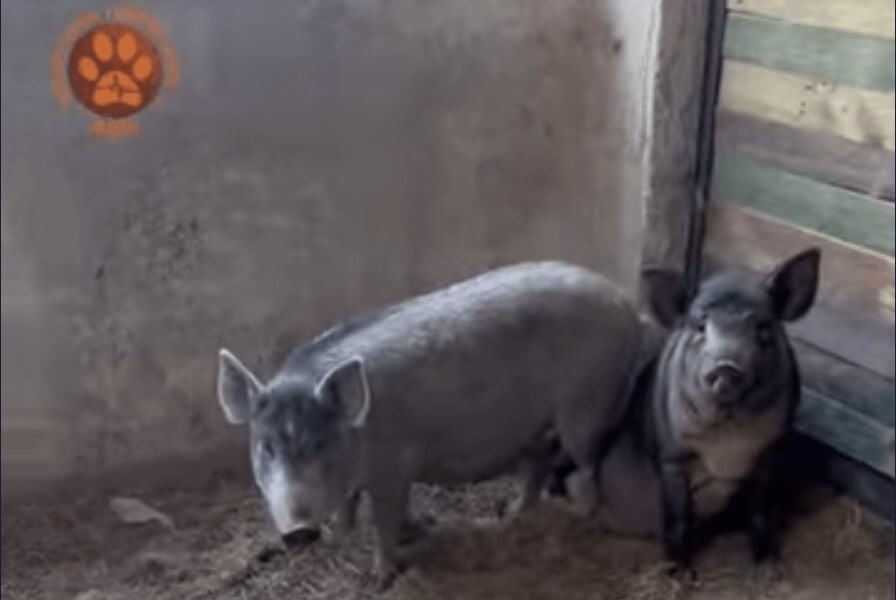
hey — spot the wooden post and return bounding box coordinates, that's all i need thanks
[640,0,724,293]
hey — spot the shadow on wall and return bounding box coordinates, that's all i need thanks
[0,0,659,498]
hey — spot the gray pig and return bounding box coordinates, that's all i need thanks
[216,261,645,583]
[549,248,820,576]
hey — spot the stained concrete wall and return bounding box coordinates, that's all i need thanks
[1,0,673,497]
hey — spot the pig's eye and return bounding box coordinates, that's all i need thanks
[756,322,773,345]
[309,436,327,454]
[689,315,707,333]
[259,440,275,458]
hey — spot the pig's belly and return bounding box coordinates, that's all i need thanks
[417,454,523,486]
[595,437,662,538]
[691,479,738,519]
[414,422,550,485]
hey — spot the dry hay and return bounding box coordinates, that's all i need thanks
[1,467,893,600]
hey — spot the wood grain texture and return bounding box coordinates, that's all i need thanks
[724,13,896,91]
[796,387,895,477]
[703,201,895,323]
[718,60,895,151]
[701,256,895,379]
[794,340,895,427]
[728,0,896,40]
[712,153,896,255]
[715,110,895,201]
[788,304,896,382]
[641,0,711,276]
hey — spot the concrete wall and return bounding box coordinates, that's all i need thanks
[1,0,671,497]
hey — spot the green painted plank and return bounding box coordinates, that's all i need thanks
[728,0,895,40]
[715,110,895,201]
[796,387,895,478]
[724,12,896,92]
[713,152,896,255]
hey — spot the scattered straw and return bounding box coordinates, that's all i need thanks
[1,476,892,600]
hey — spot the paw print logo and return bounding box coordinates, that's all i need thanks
[66,23,163,119]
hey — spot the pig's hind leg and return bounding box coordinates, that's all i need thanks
[554,384,629,504]
[506,433,564,515]
[330,491,362,543]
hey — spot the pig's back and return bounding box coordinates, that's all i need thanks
[308,261,633,401]
[306,261,636,374]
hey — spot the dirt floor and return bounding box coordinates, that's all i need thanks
[2,465,893,600]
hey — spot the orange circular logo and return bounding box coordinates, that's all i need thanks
[52,7,179,138]
[67,23,163,119]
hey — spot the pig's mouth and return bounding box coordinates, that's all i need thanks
[280,525,321,550]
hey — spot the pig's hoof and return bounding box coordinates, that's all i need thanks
[547,478,570,498]
[366,569,398,593]
[367,558,406,592]
[281,527,321,550]
[752,559,784,583]
[399,514,435,545]
[331,519,356,542]
[495,496,534,519]
[666,563,699,587]
[328,526,348,545]
[399,526,424,545]
[330,516,359,544]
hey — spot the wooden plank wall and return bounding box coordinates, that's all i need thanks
[704,1,895,481]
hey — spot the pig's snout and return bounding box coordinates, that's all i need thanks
[281,526,321,549]
[703,361,746,397]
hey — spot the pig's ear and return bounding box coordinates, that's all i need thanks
[765,248,821,322]
[217,348,263,425]
[316,356,371,428]
[640,267,688,328]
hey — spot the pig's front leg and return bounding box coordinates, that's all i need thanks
[368,479,416,590]
[746,448,784,582]
[332,490,361,542]
[660,459,696,579]
[399,512,435,544]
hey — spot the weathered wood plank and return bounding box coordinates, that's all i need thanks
[683,0,727,294]
[712,153,896,255]
[718,60,896,151]
[703,201,895,323]
[794,340,895,427]
[701,256,896,379]
[641,0,712,277]
[715,110,895,201]
[788,304,896,382]
[724,13,896,91]
[728,0,895,40]
[796,387,895,477]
